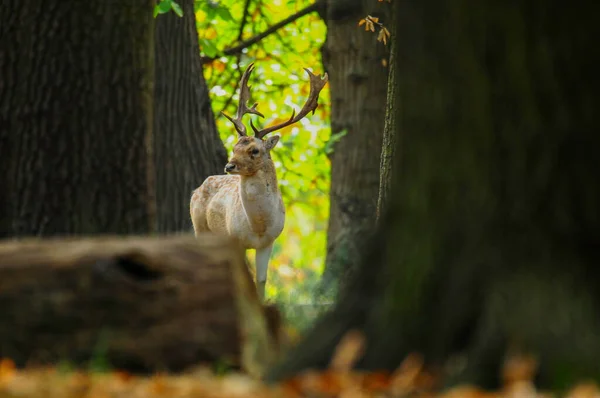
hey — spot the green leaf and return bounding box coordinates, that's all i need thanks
[199,38,219,58]
[204,6,217,19]
[171,1,184,16]
[154,0,172,17]
[215,6,234,22]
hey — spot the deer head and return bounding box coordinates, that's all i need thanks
[222,63,328,176]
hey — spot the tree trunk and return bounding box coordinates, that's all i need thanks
[269,0,600,390]
[376,3,397,218]
[0,234,279,377]
[0,0,157,237]
[321,0,392,294]
[153,0,227,233]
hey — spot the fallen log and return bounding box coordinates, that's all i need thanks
[0,234,279,377]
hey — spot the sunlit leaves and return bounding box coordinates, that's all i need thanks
[195,0,330,322]
[198,1,235,22]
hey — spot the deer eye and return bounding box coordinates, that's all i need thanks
[251,148,259,155]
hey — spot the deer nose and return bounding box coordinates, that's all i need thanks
[224,163,236,173]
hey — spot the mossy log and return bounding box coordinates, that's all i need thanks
[0,234,279,377]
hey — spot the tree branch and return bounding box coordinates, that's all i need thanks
[201,0,324,64]
[237,0,252,42]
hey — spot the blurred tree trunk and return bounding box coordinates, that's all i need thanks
[320,0,392,294]
[153,0,227,233]
[0,0,156,237]
[269,0,600,390]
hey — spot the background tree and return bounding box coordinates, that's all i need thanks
[268,0,600,389]
[320,0,391,295]
[154,0,227,233]
[0,0,156,237]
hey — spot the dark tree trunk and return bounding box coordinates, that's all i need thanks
[0,0,157,237]
[376,4,397,218]
[153,0,227,233]
[321,0,392,294]
[0,234,279,377]
[269,0,600,390]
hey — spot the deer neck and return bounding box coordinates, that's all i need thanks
[239,161,280,235]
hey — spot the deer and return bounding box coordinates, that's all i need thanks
[190,63,328,301]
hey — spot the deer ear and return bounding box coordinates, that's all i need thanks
[265,135,280,151]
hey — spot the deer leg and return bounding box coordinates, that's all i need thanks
[255,244,273,301]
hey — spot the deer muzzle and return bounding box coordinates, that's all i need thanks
[224,163,237,173]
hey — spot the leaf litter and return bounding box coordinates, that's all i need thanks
[1,331,598,398]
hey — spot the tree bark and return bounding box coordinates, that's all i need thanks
[0,0,157,237]
[153,0,227,233]
[376,3,397,218]
[321,0,392,294]
[0,234,279,377]
[269,0,600,390]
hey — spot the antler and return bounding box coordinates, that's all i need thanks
[251,68,329,139]
[221,63,264,136]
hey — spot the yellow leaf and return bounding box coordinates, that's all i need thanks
[378,28,389,45]
[358,18,366,26]
[204,65,213,80]
[382,58,388,67]
[300,83,311,97]
[264,118,294,134]
[204,27,217,40]
[195,10,206,23]
[213,60,226,73]
[369,16,379,23]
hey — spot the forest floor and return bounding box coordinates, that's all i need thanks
[1,331,597,398]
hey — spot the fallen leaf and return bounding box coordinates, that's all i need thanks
[0,358,16,384]
[329,329,366,371]
[565,382,600,398]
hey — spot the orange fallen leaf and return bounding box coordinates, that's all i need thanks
[0,358,16,384]
[362,371,391,391]
[389,352,424,394]
[113,370,134,383]
[329,329,366,371]
[565,382,600,398]
[502,353,537,387]
[439,385,500,398]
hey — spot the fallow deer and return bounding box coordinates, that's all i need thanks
[190,63,328,300]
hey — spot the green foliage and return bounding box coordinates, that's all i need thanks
[154,0,183,17]
[194,0,330,330]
